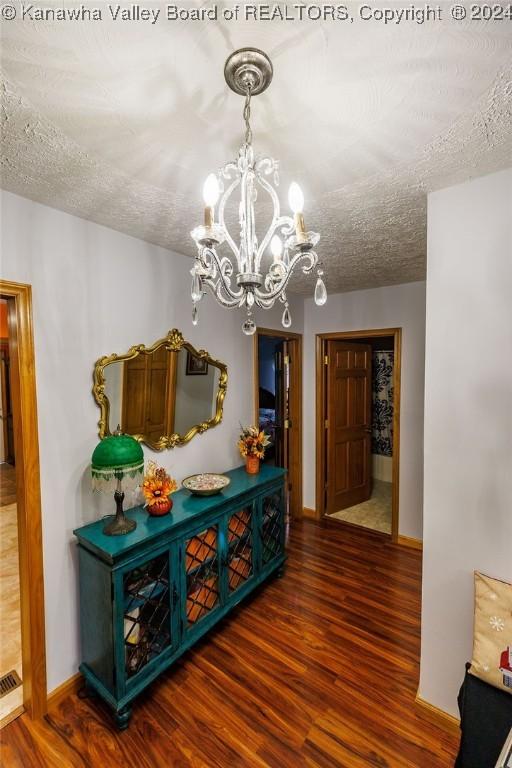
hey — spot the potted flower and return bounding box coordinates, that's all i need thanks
[141,461,178,516]
[238,425,271,475]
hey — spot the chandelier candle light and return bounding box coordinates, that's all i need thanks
[191,48,327,335]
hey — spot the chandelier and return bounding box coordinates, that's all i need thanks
[190,48,327,335]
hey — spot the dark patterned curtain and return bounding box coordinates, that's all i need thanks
[372,351,393,456]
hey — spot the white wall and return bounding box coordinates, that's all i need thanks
[419,168,512,716]
[0,191,303,692]
[303,281,426,540]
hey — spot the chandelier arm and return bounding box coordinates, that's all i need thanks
[257,216,295,273]
[254,175,294,272]
[202,277,242,308]
[217,176,242,261]
[199,246,244,307]
[254,250,318,303]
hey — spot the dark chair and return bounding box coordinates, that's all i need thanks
[455,663,512,768]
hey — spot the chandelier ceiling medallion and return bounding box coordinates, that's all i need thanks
[190,47,327,335]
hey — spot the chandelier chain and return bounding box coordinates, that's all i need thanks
[243,86,253,146]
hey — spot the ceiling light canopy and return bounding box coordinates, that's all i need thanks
[190,47,326,334]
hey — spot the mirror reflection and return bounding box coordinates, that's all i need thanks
[93,330,227,450]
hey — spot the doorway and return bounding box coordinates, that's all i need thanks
[0,281,46,725]
[316,328,401,541]
[0,298,22,724]
[254,328,303,520]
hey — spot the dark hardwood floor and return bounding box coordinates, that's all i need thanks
[0,521,460,767]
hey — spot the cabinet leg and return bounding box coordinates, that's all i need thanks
[277,565,285,578]
[115,706,132,730]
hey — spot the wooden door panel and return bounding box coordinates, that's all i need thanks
[122,363,146,435]
[334,443,348,492]
[349,439,366,488]
[350,376,368,426]
[335,378,348,428]
[146,349,168,440]
[147,368,167,427]
[327,340,372,514]
[337,349,351,370]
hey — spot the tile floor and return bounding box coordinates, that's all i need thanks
[328,479,392,534]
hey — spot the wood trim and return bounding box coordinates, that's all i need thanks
[302,507,317,519]
[0,705,25,730]
[254,327,303,520]
[391,329,402,544]
[47,673,83,710]
[397,535,423,551]
[415,694,460,735]
[0,280,47,719]
[255,327,303,340]
[315,328,402,543]
[315,334,325,523]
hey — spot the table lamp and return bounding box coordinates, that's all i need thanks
[91,428,144,536]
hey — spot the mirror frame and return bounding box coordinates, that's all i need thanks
[92,329,228,450]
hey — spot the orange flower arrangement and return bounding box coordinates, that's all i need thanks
[238,425,271,460]
[141,461,177,512]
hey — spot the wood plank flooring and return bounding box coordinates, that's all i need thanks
[0,521,460,767]
[0,461,23,722]
[0,462,17,506]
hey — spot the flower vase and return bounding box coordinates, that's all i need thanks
[246,455,260,475]
[148,497,173,517]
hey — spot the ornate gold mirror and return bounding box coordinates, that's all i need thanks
[93,329,228,450]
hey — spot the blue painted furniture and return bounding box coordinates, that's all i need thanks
[73,464,287,729]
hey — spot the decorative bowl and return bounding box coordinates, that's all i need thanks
[182,473,231,496]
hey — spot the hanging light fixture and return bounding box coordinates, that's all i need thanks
[190,48,327,335]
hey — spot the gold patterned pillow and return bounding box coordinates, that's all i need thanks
[470,572,512,694]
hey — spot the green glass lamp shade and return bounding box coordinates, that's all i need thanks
[91,433,144,493]
[91,433,144,536]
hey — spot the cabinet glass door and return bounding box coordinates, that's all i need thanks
[184,525,220,629]
[122,551,173,679]
[261,488,284,567]
[227,506,254,594]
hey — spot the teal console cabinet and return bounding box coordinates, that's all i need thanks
[73,465,286,728]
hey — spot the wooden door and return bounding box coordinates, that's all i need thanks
[145,347,170,442]
[122,355,146,435]
[121,350,177,439]
[326,341,372,514]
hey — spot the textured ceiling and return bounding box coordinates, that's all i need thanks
[1,7,511,293]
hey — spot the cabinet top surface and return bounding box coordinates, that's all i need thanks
[74,464,286,561]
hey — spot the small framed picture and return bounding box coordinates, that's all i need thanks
[186,352,208,376]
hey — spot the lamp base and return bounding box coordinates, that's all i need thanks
[103,515,137,536]
[103,490,137,536]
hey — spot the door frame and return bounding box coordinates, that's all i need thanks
[315,328,402,542]
[253,327,303,520]
[0,280,47,719]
